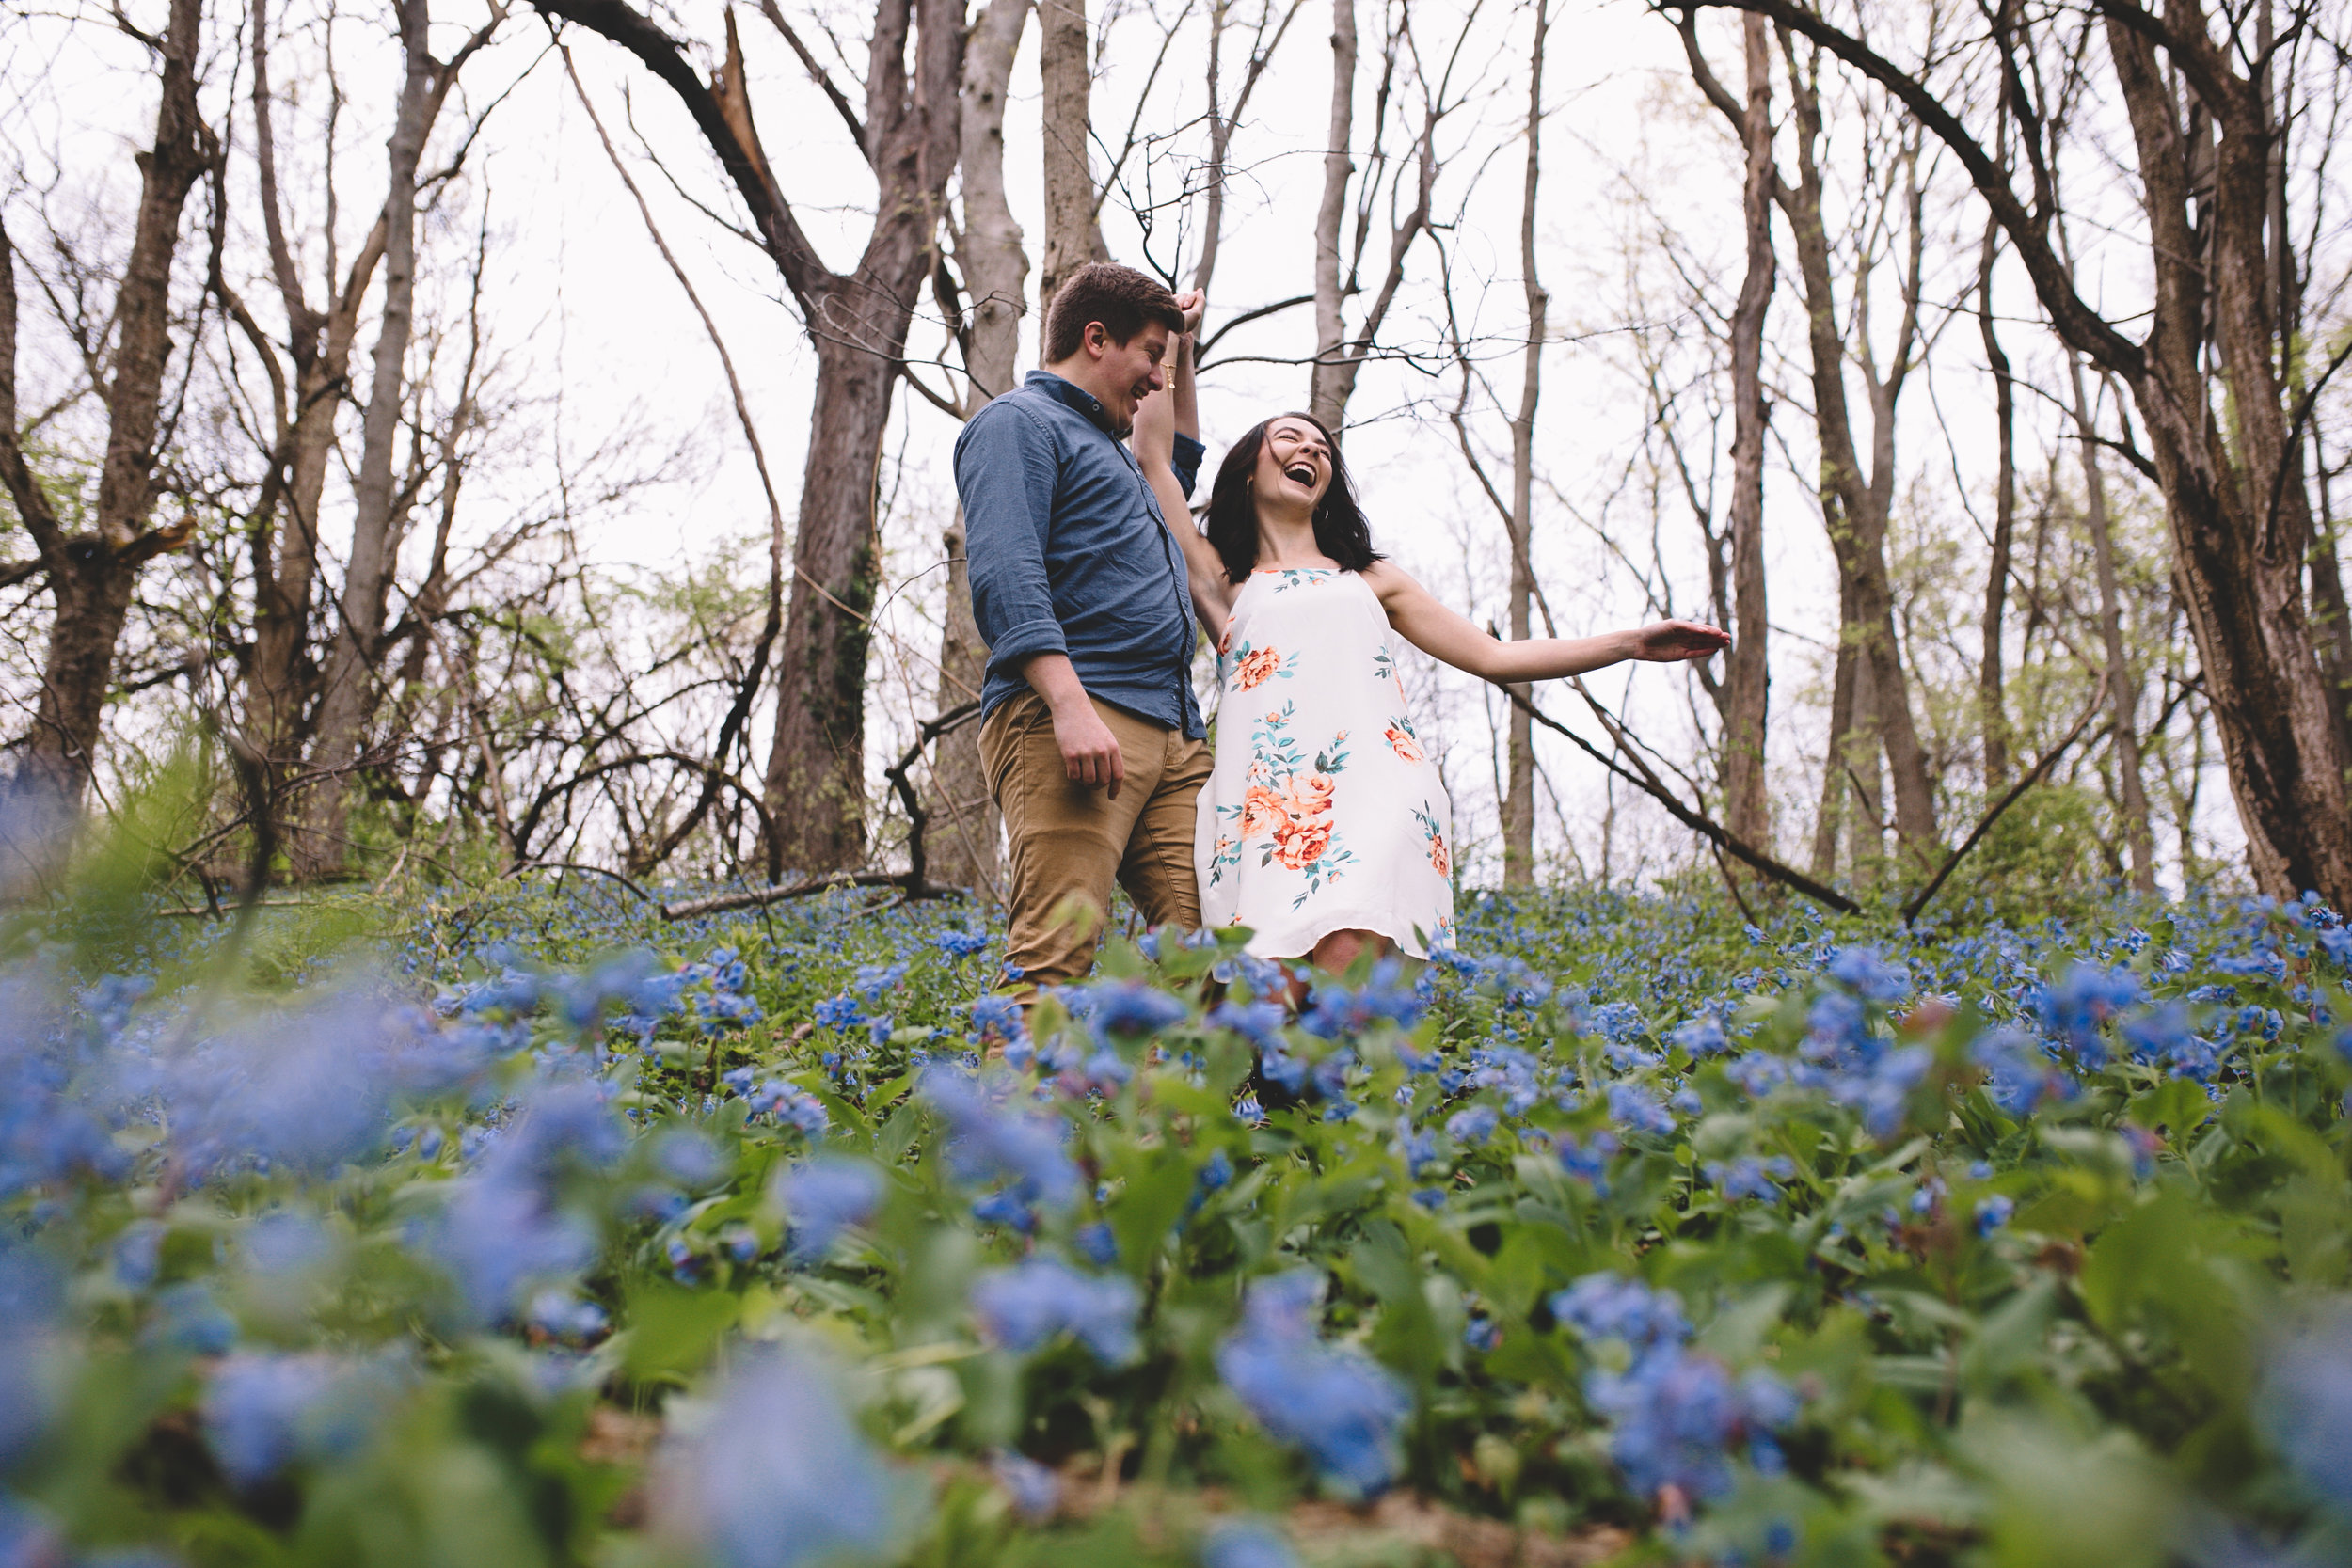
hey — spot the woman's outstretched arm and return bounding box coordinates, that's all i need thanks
[1131,292,1235,638]
[1362,560,1729,681]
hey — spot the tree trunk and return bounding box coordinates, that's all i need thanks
[1500,0,1549,888]
[2314,467,2352,748]
[2069,355,2155,892]
[294,0,437,879]
[1777,48,1935,863]
[4,0,210,813]
[1685,0,2352,910]
[1811,590,1856,880]
[243,0,405,803]
[1307,0,1358,429]
[1037,0,1105,306]
[928,0,1030,897]
[2101,18,2352,905]
[540,0,964,877]
[1718,12,1774,859]
[1976,218,2015,790]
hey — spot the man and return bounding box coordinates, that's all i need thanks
[957,262,1209,992]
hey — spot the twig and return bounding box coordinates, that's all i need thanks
[1900,675,2107,927]
[657,702,986,921]
[1506,689,1860,914]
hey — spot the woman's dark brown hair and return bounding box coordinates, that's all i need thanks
[1203,414,1382,583]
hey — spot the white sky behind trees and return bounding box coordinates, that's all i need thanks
[1,0,2247,889]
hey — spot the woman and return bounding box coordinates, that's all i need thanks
[1134,299,1728,974]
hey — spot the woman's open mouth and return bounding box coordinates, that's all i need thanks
[1284,464,1316,485]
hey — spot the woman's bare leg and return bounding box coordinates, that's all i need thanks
[1311,927,1392,977]
[1278,929,1398,1009]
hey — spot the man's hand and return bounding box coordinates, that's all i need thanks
[1630,620,1732,662]
[1052,699,1126,800]
[1172,288,1204,337]
[1022,653,1126,799]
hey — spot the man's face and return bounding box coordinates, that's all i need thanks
[1085,323,1168,436]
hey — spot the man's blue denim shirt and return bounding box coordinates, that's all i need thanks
[956,371,1208,739]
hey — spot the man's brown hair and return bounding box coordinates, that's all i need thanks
[1042,263,1184,363]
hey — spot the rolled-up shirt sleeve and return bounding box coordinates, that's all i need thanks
[1171,433,1206,501]
[957,403,1068,680]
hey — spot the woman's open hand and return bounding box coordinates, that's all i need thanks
[1629,620,1732,662]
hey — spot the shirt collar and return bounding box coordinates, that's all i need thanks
[1026,370,1116,433]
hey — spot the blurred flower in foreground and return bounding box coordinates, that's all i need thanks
[777,1157,883,1264]
[1555,1272,1798,1502]
[920,1068,1079,1226]
[2259,1300,2352,1513]
[991,1450,1057,1522]
[201,1351,401,1486]
[970,1259,1139,1364]
[0,1246,62,1470]
[1216,1271,1408,1497]
[655,1346,901,1568]
[1199,1517,1300,1568]
[426,1079,627,1324]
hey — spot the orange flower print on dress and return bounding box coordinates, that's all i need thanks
[1272,815,1334,870]
[1239,785,1289,840]
[1383,722,1425,764]
[1235,647,1283,690]
[1412,800,1449,879]
[1284,771,1337,819]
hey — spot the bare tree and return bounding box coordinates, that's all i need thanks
[1975,214,2017,790]
[1686,19,1940,872]
[1676,0,2352,910]
[1498,0,1549,885]
[925,0,1033,897]
[1307,0,1456,429]
[1717,12,1775,859]
[222,0,503,878]
[535,0,962,875]
[1039,0,1108,304]
[2069,353,2156,891]
[1191,0,1306,300]
[1,0,214,816]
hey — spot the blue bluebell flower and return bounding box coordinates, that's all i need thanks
[1826,945,1910,1002]
[1074,1222,1119,1265]
[1704,1155,1795,1203]
[1216,1272,1409,1497]
[1446,1104,1499,1147]
[992,1450,1058,1521]
[921,1068,1080,1221]
[0,1246,61,1469]
[1671,1015,1730,1056]
[1298,961,1427,1037]
[1607,1084,1675,1138]
[2034,962,2140,1067]
[935,929,992,959]
[1200,1518,1300,1568]
[653,1347,898,1568]
[201,1352,396,1486]
[971,1259,1140,1363]
[777,1158,882,1263]
[2259,1303,2352,1513]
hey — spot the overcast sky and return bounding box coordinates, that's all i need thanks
[2,0,2242,887]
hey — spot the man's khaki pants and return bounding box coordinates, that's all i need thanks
[980,691,1213,991]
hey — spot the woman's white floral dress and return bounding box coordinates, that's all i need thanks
[1195,567,1454,958]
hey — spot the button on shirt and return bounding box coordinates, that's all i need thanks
[956,371,1208,739]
